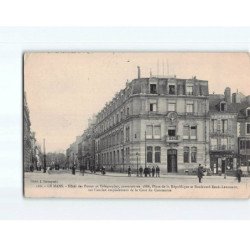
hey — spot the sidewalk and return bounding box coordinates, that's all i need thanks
[84,170,247,180]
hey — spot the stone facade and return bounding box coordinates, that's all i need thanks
[237,105,250,170]
[68,75,250,175]
[94,76,210,174]
[209,94,238,174]
[24,93,32,171]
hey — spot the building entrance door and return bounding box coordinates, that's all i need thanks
[167,149,177,173]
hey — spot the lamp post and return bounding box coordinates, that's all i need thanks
[136,152,139,177]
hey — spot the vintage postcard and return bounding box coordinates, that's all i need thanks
[23,52,250,198]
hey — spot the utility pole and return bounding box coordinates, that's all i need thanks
[43,138,46,173]
[204,100,207,167]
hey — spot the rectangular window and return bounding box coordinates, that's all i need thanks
[168,102,176,112]
[183,147,189,163]
[125,126,130,142]
[147,146,153,163]
[146,125,153,139]
[127,107,130,116]
[121,149,124,163]
[221,138,227,150]
[212,119,217,133]
[169,85,176,95]
[222,119,228,133]
[154,125,161,139]
[191,147,197,163]
[211,138,217,150]
[220,103,226,111]
[247,123,250,134]
[150,84,157,94]
[190,126,197,139]
[168,126,176,137]
[217,120,221,132]
[155,146,161,163]
[183,126,189,139]
[186,86,193,95]
[149,103,157,112]
[247,109,250,116]
[186,103,194,113]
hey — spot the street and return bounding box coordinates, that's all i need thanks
[24,170,249,187]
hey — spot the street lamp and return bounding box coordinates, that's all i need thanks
[136,152,139,177]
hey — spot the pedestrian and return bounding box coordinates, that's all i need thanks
[128,166,131,177]
[148,166,151,177]
[102,166,106,175]
[72,164,76,175]
[156,166,160,177]
[139,166,143,177]
[236,167,242,183]
[152,166,156,177]
[197,164,203,183]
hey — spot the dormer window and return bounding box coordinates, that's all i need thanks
[150,84,157,94]
[169,85,176,95]
[246,108,250,116]
[220,101,227,112]
[186,85,193,95]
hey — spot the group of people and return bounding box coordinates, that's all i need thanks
[127,166,160,177]
[197,164,244,183]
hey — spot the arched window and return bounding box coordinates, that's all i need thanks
[155,146,161,163]
[191,147,197,163]
[183,147,189,163]
[147,146,153,163]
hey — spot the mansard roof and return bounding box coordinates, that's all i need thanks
[209,94,250,114]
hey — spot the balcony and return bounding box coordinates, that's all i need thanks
[210,145,234,151]
[166,135,181,143]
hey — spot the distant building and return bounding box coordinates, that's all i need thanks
[24,92,32,171]
[209,88,238,174]
[237,104,250,169]
[66,136,82,169]
[24,93,41,172]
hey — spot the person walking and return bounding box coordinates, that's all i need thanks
[102,166,106,175]
[156,166,160,177]
[197,164,203,183]
[236,167,242,183]
[128,166,132,177]
[148,166,151,177]
[72,164,76,175]
[139,166,143,177]
[152,166,156,177]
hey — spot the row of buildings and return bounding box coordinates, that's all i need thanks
[24,92,43,171]
[66,70,250,174]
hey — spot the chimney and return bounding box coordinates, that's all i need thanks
[137,66,141,79]
[224,87,231,104]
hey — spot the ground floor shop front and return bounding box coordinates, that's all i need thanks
[210,152,237,174]
[96,141,209,174]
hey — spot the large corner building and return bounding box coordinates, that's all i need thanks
[94,71,210,174]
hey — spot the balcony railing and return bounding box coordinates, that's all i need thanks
[166,135,181,142]
[210,145,234,151]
